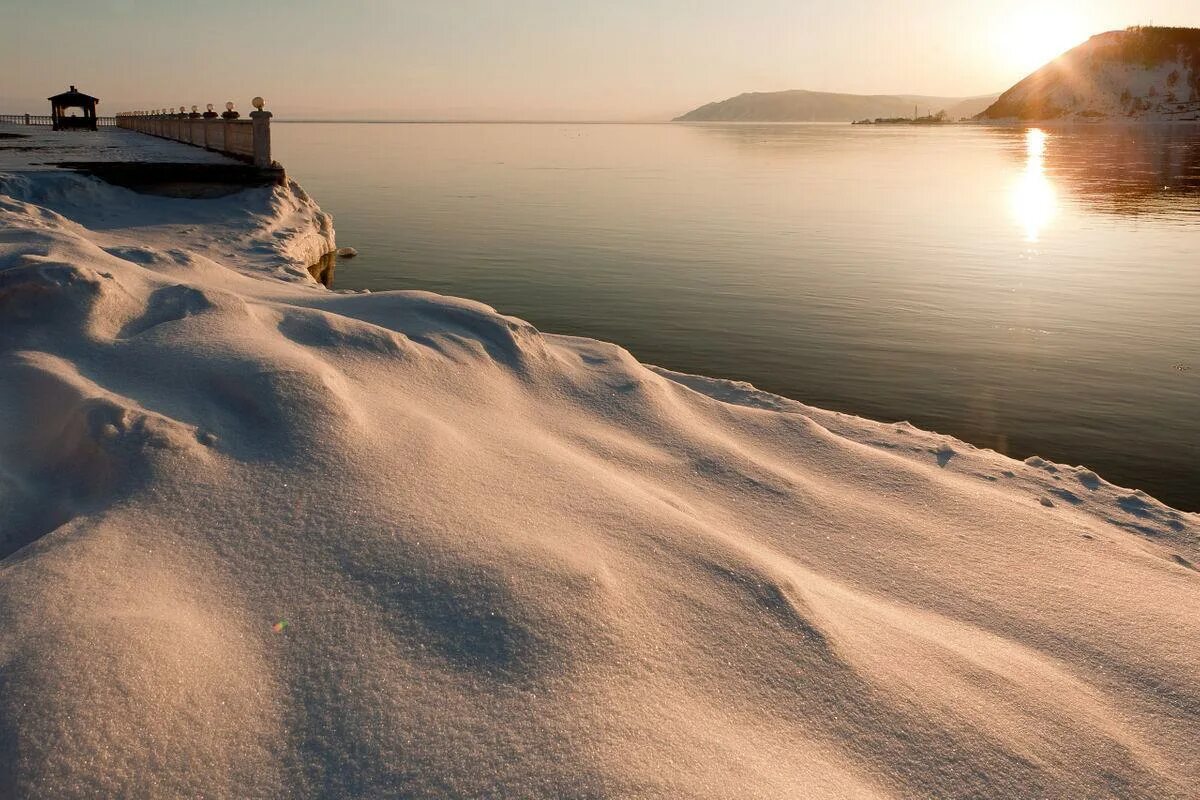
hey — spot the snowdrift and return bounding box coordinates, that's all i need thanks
[0,168,1197,798]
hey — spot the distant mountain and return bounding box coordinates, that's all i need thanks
[673,90,999,122]
[978,27,1200,121]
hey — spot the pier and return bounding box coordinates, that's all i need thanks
[1,93,281,194]
[1,94,273,168]
[115,98,274,168]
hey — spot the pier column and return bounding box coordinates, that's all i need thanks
[249,104,272,168]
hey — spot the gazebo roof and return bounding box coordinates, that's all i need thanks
[48,86,99,104]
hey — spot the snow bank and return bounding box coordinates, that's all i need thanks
[0,157,1197,798]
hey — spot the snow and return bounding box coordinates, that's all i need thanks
[0,125,241,171]
[1004,59,1198,120]
[0,125,334,281]
[1,126,1198,798]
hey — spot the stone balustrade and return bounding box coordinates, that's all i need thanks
[115,101,273,168]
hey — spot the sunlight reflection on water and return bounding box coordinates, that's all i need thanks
[1011,128,1057,242]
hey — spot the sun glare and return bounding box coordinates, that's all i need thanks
[994,8,1091,76]
[1010,129,1056,242]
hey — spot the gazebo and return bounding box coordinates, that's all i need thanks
[48,86,100,131]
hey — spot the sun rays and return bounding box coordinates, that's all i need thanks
[992,6,1093,76]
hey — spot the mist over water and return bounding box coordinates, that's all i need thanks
[276,122,1200,510]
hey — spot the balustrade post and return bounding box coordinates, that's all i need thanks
[249,97,272,168]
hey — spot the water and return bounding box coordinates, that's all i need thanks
[274,122,1200,511]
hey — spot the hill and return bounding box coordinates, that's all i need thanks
[674,90,998,122]
[979,26,1200,121]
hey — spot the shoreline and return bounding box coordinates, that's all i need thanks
[6,123,1183,514]
[1,125,1198,796]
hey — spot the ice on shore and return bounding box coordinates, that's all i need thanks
[0,139,1198,798]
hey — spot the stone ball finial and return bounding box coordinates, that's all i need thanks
[252,96,265,110]
[225,101,235,111]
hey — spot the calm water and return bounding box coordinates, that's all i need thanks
[274,123,1200,511]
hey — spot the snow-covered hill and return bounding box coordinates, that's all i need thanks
[979,27,1200,122]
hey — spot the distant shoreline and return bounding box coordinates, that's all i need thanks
[267,118,1200,127]
[270,119,677,125]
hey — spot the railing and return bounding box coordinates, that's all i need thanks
[0,114,117,126]
[115,102,273,168]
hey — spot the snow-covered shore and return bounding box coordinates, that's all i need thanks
[1,127,1198,798]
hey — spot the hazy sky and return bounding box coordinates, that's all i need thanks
[2,1,1195,119]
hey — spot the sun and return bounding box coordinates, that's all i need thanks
[993,7,1092,77]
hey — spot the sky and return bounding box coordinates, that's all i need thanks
[1,0,1195,120]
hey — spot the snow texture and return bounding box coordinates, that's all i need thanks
[0,125,1198,799]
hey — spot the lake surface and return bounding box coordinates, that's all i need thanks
[274,122,1200,511]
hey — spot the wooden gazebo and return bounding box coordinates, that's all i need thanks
[48,86,100,131]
